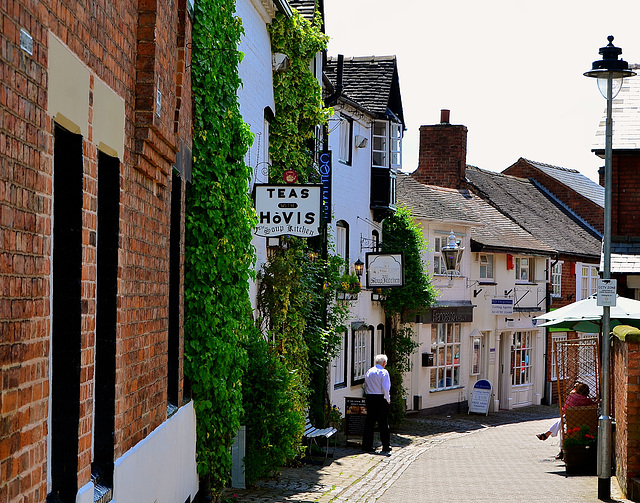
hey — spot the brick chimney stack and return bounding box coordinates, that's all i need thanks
[411,109,468,189]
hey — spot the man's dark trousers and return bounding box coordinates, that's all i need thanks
[362,394,390,451]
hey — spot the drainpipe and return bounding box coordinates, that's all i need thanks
[273,0,293,17]
[543,254,559,405]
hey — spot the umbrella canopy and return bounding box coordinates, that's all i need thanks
[534,295,640,332]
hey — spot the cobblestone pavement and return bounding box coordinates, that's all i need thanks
[221,405,631,503]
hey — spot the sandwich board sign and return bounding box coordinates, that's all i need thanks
[468,379,492,416]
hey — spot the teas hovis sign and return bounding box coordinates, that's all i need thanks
[254,184,321,238]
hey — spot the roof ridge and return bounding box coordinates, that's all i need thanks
[521,158,580,174]
[467,165,530,183]
[327,55,396,62]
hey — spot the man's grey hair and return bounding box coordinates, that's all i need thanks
[374,354,388,366]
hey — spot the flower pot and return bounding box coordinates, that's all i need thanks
[563,444,597,475]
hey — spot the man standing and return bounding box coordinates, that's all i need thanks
[362,354,391,454]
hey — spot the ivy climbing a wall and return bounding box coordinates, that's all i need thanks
[268,10,331,183]
[185,0,255,494]
[381,205,438,426]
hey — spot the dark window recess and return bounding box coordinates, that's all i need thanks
[168,171,182,411]
[92,150,120,494]
[49,124,84,503]
[370,168,396,222]
[182,180,193,402]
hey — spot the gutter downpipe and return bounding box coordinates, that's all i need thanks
[273,0,293,17]
[543,254,559,405]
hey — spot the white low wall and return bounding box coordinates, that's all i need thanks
[112,401,198,503]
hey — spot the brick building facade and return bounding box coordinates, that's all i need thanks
[1,2,197,502]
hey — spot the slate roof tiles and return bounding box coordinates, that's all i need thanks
[325,56,402,122]
[397,172,555,255]
[466,166,601,259]
[518,158,604,207]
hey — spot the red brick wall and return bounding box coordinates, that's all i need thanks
[411,123,468,189]
[611,338,640,495]
[612,153,640,237]
[1,1,191,501]
[1,4,52,501]
[503,159,604,234]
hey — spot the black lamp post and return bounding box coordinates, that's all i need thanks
[584,35,636,501]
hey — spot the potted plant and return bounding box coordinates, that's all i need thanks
[563,425,597,475]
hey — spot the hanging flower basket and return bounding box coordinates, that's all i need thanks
[337,273,361,297]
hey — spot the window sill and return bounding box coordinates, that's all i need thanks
[429,385,463,393]
[334,383,347,390]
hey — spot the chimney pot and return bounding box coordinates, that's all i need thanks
[440,109,450,124]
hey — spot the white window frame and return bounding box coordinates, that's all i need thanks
[515,256,534,283]
[511,331,532,386]
[352,324,372,385]
[372,121,388,168]
[336,221,348,263]
[433,235,447,276]
[333,329,347,389]
[479,253,494,280]
[430,323,461,391]
[470,334,482,376]
[338,115,352,165]
[551,332,567,381]
[390,122,402,171]
[578,263,599,301]
[552,261,562,298]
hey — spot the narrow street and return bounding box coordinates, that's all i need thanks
[225,406,632,503]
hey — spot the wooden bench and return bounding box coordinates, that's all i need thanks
[304,417,337,458]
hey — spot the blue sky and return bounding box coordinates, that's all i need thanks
[324,0,640,182]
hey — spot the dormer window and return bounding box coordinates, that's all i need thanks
[372,121,402,170]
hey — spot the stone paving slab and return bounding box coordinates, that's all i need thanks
[222,406,632,502]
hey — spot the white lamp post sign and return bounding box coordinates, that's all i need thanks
[254,184,321,238]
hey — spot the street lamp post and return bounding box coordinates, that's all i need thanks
[584,35,636,501]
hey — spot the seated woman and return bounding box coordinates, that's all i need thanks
[536,382,596,459]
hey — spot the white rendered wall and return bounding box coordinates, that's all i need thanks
[111,402,198,503]
[327,113,387,414]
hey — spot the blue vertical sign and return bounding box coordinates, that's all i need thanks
[320,150,331,224]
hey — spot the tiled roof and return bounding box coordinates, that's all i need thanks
[519,158,604,207]
[466,166,601,259]
[325,56,403,123]
[397,172,555,255]
[288,0,318,20]
[593,63,640,151]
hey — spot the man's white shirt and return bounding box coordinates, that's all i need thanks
[364,364,390,403]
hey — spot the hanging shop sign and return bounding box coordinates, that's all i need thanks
[254,184,321,238]
[365,253,404,288]
[491,297,514,315]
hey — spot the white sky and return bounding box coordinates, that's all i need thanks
[324,0,640,182]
